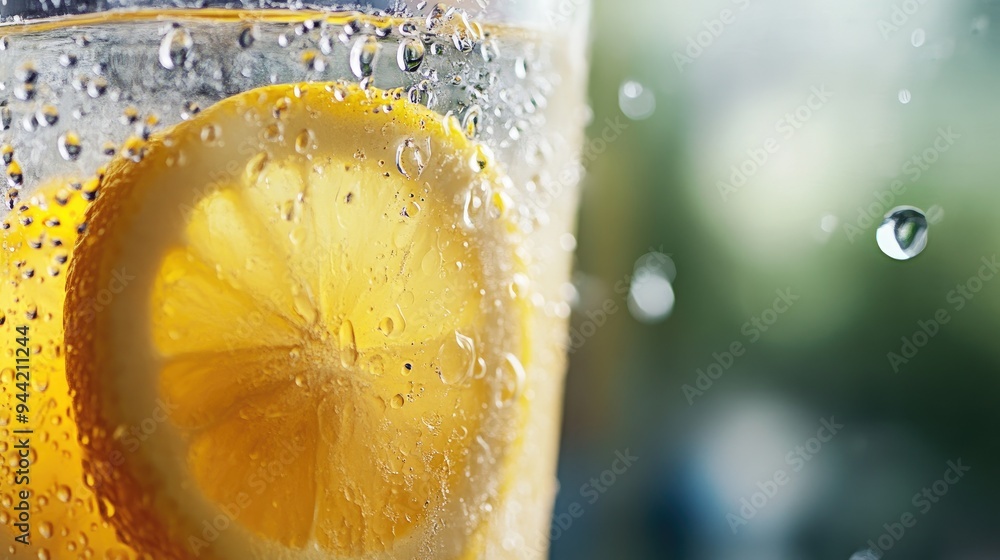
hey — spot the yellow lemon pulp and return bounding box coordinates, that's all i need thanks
[65,83,528,560]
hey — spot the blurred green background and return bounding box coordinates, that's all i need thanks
[553,0,1000,558]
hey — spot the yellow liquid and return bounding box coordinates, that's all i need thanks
[1,8,587,559]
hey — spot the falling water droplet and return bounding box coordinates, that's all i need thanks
[911,28,926,47]
[898,89,912,104]
[159,25,194,70]
[876,206,928,261]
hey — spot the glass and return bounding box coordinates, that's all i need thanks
[0,1,589,559]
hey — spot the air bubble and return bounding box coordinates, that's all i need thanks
[159,26,194,70]
[437,331,476,385]
[396,138,426,179]
[87,77,108,98]
[58,132,83,161]
[496,353,526,407]
[238,25,257,48]
[294,129,313,153]
[397,38,426,72]
[391,394,405,409]
[37,105,59,126]
[349,36,380,79]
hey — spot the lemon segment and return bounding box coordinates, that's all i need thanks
[65,83,527,560]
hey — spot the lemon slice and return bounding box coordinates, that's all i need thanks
[65,84,528,560]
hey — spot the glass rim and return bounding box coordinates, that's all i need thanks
[0,0,590,27]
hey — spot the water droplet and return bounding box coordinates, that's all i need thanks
[452,15,478,52]
[877,206,928,260]
[339,320,359,366]
[56,485,72,502]
[58,132,83,161]
[426,3,448,31]
[245,152,269,182]
[397,38,426,72]
[390,394,405,409]
[99,497,116,519]
[911,28,926,47]
[496,353,526,407]
[349,36,380,79]
[462,105,483,137]
[898,89,912,104]
[396,138,426,179]
[294,374,306,388]
[619,80,656,120]
[436,331,476,385]
[159,26,194,70]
